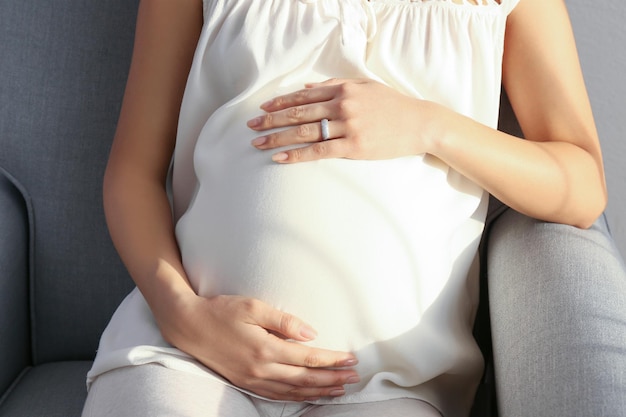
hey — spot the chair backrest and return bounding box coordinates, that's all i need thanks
[0,0,139,364]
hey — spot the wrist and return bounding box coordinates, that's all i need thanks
[138,260,198,340]
[155,288,201,347]
[415,100,449,157]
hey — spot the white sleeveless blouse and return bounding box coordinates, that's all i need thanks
[88,1,519,416]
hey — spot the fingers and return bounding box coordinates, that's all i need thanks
[260,84,337,112]
[252,299,319,341]
[251,128,350,163]
[248,79,368,162]
[271,139,351,163]
[251,119,341,150]
[248,81,353,131]
[228,298,360,401]
[304,78,352,89]
[173,295,360,402]
[247,298,359,368]
[273,337,359,369]
[230,343,360,402]
[238,340,360,401]
[239,365,359,401]
[247,101,332,132]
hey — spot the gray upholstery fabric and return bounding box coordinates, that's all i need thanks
[488,210,626,417]
[0,362,92,417]
[0,0,139,364]
[0,170,30,396]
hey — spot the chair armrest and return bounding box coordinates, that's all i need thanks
[0,168,31,397]
[485,208,626,416]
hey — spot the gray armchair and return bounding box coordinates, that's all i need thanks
[1,1,625,416]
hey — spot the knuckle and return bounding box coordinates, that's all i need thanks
[336,99,354,117]
[273,96,286,108]
[279,313,297,335]
[303,353,322,368]
[344,117,357,130]
[312,143,329,157]
[211,294,229,305]
[286,105,304,121]
[295,123,311,139]
[290,147,304,161]
[240,297,256,311]
[265,132,279,146]
[263,113,274,127]
[236,362,260,382]
[246,355,268,377]
[333,373,349,385]
[286,387,303,398]
[295,89,310,102]
[240,297,263,316]
[301,374,318,387]
[351,134,364,152]
[337,82,353,95]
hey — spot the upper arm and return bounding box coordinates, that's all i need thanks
[106,0,203,186]
[502,0,604,174]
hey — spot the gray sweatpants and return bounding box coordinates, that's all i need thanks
[81,364,442,417]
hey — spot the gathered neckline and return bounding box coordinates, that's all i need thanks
[370,0,503,8]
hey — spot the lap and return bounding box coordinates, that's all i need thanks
[82,364,442,417]
[81,364,260,417]
[303,399,442,417]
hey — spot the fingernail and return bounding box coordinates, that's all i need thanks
[329,389,345,397]
[247,117,262,128]
[299,326,317,341]
[260,99,273,109]
[339,358,358,367]
[339,358,359,366]
[346,375,360,384]
[251,136,267,147]
[272,152,288,162]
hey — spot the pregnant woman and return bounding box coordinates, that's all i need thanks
[82,0,606,416]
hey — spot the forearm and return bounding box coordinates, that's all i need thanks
[428,108,606,228]
[103,169,195,321]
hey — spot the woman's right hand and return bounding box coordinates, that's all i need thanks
[159,293,361,401]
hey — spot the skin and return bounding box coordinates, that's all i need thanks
[103,0,606,404]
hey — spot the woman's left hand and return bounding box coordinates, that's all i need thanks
[248,78,444,163]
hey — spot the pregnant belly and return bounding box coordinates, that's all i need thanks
[175,148,484,351]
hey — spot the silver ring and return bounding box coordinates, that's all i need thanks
[320,118,330,141]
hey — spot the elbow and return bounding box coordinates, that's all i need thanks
[573,212,603,230]
[561,152,608,229]
[570,186,608,230]
[540,175,608,229]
